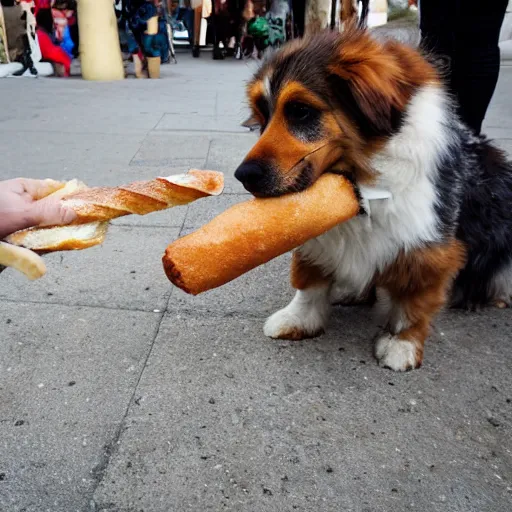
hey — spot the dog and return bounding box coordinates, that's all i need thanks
[234,29,512,371]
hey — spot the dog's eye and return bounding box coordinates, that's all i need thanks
[284,102,316,124]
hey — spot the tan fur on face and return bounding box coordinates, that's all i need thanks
[247,78,379,190]
[245,81,349,190]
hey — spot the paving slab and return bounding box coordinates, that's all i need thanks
[92,308,512,512]
[130,132,211,165]
[111,203,188,229]
[0,103,163,136]
[216,91,252,121]
[0,302,160,512]
[0,76,215,133]
[0,130,145,182]
[155,113,251,133]
[0,226,179,312]
[131,132,257,194]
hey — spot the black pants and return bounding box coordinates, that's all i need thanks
[419,0,508,134]
[292,0,306,37]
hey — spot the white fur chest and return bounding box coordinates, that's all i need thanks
[299,197,436,292]
[299,181,439,292]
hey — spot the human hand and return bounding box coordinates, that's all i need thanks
[0,178,77,239]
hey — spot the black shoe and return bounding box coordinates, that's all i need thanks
[213,47,225,60]
[192,45,200,58]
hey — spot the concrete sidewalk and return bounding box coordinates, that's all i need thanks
[0,53,511,512]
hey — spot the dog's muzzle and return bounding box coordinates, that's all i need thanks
[234,159,276,196]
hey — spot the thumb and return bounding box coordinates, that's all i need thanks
[28,196,77,227]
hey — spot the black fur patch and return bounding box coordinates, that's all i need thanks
[431,140,464,237]
[283,102,323,142]
[255,96,270,130]
[268,35,338,96]
[451,137,512,307]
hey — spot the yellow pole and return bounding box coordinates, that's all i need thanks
[146,15,160,78]
[78,0,124,81]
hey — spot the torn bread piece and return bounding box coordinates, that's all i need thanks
[5,222,109,252]
[0,241,46,280]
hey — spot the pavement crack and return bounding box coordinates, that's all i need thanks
[87,288,176,506]
[0,297,165,314]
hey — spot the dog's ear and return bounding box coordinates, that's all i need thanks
[241,115,260,131]
[327,34,415,138]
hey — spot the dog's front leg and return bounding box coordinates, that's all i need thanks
[264,251,333,340]
[374,241,466,371]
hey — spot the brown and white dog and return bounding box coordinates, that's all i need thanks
[235,29,512,371]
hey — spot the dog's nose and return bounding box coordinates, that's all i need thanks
[234,160,268,194]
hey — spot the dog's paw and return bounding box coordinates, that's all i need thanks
[374,334,423,371]
[264,306,325,340]
[493,298,510,309]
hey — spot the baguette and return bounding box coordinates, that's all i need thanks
[5,170,224,252]
[163,173,359,295]
[60,170,224,223]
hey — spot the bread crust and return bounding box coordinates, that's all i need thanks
[62,171,224,223]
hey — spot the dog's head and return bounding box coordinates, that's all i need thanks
[235,29,438,197]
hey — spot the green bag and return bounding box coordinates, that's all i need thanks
[247,17,269,40]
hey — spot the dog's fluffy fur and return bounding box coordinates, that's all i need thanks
[235,29,512,371]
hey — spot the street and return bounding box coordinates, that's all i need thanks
[0,51,511,512]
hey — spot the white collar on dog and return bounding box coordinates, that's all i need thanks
[359,185,392,201]
[358,185,392,231]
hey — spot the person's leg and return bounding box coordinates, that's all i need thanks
[181,7,194,46]
[192,3,202,57]
[68,18,79,58]
[292,0,305,37]
[419,0,456,58]
[451,1,508,134]
[421,0,508,135]
[126,24,145,78]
